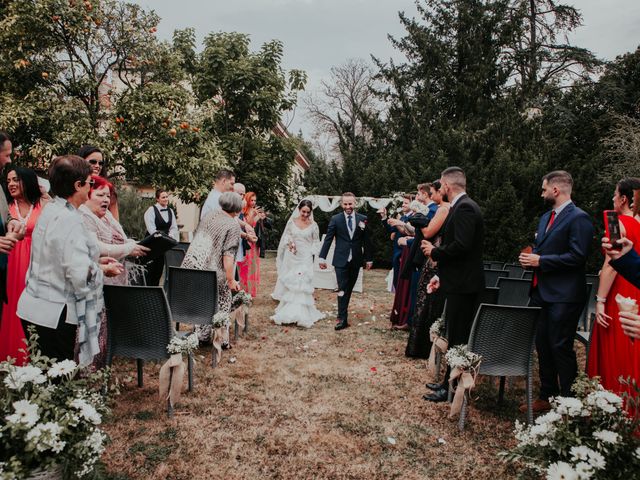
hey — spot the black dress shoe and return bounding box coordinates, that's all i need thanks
[422,387,448,403]
[425,382,444,391]
[335,321,349,331]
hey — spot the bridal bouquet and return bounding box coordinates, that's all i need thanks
[231,290,252,310]
[503,374,640,479]
[0,337,110,479]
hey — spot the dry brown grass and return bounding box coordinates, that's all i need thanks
[102,258,586,480]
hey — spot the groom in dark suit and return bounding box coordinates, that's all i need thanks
[519,170,593,413]
[421,167,485,402]
[319,192,373,330]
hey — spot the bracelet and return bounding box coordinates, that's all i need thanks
[595,295,606,303]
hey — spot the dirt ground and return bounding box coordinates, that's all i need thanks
[102,258,585,480]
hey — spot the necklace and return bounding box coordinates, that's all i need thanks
[14,200,34,225]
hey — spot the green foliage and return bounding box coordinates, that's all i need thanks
[116,187,153,240]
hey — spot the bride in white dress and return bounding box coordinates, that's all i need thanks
[271,200,326,328]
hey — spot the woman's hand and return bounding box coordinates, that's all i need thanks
[595,301,611,328]
[99,258,124,277]
[129,244,150,258]
[227,278,241,292]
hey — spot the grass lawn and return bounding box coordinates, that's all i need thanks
[102,257,585,479]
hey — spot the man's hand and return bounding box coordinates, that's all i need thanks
[365,261,373,271]
[398,237,408,247]
[319,262,327,270]
[619,311,640,340]
[377,207,387,220]
[387,218,402,227]
[421,239,434,257]
[427,275,440,293]
[519,253,540,268]
[0,235,16,254]
[602,236,634,261]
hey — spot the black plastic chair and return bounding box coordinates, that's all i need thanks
[496,277,531,307]
[176,242,191,252]
[458,304,542,430]
[104,286,173,396]
[583,275,599,331]
[484,269,509,287]
[485,261,505,270]
[521,270,533,281]
[164,248,186,291]
[503,263,525,280]
[168,267,218,379]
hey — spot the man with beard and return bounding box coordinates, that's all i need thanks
[519,170,593,412]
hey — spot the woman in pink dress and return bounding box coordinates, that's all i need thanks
[0,167,44,365]
[238,192,262,297]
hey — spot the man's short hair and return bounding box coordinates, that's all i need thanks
[155,188,167,199]
[342,191,356,199]
[441,166,466,189]
[402,194,414,201]
[49,155,92,199]
[215,169,235,181]
[543,170,573,194]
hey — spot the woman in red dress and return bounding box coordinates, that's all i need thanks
[238,192,262,298]
[588,178,640,402]
[0,167,44,365]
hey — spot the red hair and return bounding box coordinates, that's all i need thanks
[242,192,256,218]
[89,175,113,198]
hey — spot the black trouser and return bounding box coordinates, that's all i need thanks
[530,290,583,400]
[144,256,165,286]
[21,307,76,361]
[334,260,361,322]
[443,292,480,384]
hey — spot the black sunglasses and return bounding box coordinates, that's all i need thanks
[79,179,95,187]
[88,159,104,166]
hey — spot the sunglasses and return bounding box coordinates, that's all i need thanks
[88,159,104,166]
[79,179,95,187]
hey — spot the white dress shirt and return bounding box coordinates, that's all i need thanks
[200,189,223,220]
[144,203,179,241]
[449,191,467,207]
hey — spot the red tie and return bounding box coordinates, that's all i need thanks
[533,211,556,287]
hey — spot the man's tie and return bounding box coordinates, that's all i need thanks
[347,215,353,234]
[545,210,556,232]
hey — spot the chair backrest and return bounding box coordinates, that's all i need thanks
[477,286,500,305]
[503,263,525,280]
[496,277,531,307]
[580,282,595,331]
[484,269,509,287]
[165,248,186,270]
[521,270,533,280]
[584,274,599,328]
[167,267,218,326]
[485,261,505,270]
[467,304,541,377]
[104,286,173,362]
[176,242,191,252]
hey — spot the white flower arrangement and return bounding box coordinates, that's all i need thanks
[231,290,252,310]
[167,333,199,356]
[211,311,230,329]
[0,332,110,479]
[429,318,445,338]
[444,344,482,371]
[503,373,640,479]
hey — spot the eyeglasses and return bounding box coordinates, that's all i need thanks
[79,179,95,187]
[88,159,104,166]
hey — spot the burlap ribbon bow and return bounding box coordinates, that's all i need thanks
[428,334,449,377]
[448,364,481,418]
[233,305,246,331]
[159,353,186,408]
[212,327,223,367]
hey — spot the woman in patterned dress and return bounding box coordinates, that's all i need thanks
[183,192,243,345]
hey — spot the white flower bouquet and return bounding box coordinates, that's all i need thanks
[0,334,110,479]
[445,344,482,371]
[231,291,252,310]
[503,373,640,479]
[429,318,445,339]
[211,311,230,329]
[167,333,199,356]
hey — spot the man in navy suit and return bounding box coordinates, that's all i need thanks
[319,192,373,330]
[519,170,593,412]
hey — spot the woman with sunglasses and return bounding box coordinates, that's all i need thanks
[78,145,120,220]
[0,167,45,365]
[17,156,123,364]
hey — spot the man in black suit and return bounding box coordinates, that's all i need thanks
[319,192,373,330]
[519,170,593,413]
[421,167,485,402]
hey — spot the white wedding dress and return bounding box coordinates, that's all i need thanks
[271,220,326,328]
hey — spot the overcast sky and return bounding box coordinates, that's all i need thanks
[130,0,640,136]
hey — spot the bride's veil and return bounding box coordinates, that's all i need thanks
[275,199,315,274]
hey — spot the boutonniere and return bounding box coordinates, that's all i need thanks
[358,220,367,230]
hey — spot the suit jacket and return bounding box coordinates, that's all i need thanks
[609,249,640,290]
[430,194,484,294]
[319,212,373,268]
[532,202,594,304]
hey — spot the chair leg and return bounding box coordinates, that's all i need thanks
[526,373,533,424]
[498,376,506,403]
[187,354,193,392]
[434,352,441,382]
[244,311,249,333]
[167,367,174,418]
[458,391,469,431]
[234,319,238,342]
[212,348,218,368]
[136,359,144,387]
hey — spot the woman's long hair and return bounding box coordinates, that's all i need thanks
[8,166,42,205]
[242,192,256,219]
